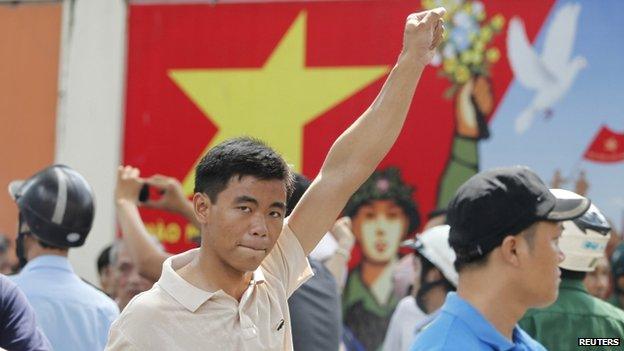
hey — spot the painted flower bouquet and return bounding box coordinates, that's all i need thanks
[422,0,505,98]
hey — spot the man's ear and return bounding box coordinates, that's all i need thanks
[499,235,521,267]
[193,193,212,225]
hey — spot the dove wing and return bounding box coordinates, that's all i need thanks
[507,17,556,90]
[541,3,581,76]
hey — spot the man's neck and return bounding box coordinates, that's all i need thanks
[178,247,253,302]
[457,273,526,340]
[29,249,69,260]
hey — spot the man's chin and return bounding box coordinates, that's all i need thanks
[233,247,267,270]
[533,290,559,308]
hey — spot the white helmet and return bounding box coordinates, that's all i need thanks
[559,203,611,272]
[413,225,458,287]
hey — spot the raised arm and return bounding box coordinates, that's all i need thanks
[289,8,446,254]
[115,166,171,282]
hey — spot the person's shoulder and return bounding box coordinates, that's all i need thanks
[410,312,478,350]
[397,295,416,308]
[125,285,177,315]
[6,272,27,288]
[515,327,548,350]
[394,296,424,317]
[112,287,170,329]
[0,274,17,296]
[592,296,624,320]
[76,278,119,310]
[0,274,28,311]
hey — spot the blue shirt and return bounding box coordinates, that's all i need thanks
[0,274,51,350]
[10,255,119,351]
[410,293,546,351]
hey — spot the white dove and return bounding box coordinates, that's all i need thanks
[507,3,586,134]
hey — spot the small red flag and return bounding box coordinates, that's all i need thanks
[584,126,624,163]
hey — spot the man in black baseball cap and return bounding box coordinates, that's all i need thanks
[411,166,590,350]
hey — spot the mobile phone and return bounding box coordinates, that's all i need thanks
[138,184,150,203]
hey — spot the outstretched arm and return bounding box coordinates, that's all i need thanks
[289,8,446,254]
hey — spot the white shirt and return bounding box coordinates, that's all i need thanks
[105,222,312,351]
[381,296,427,351]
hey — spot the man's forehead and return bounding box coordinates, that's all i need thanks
[115,244,133,262]
[534,220,563,233]
[225,175,287,197]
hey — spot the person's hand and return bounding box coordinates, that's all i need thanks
[142,175,190,215]
[456,76,493,139]
[331,217,355,251]
[115,166,143,206]
[401,7,446,66]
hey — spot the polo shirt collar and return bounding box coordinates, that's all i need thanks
[442,292,521,350]
[158,248,265,313]
[22,255,73,274]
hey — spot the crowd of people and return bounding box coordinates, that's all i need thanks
[1,6,624,351]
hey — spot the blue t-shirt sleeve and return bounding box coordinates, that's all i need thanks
[0,275,51,351]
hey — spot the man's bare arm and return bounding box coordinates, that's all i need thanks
[289,8,446,254]
[115,166,171,282]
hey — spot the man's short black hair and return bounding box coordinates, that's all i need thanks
[97,245,112,274]
[286,173,311,216]
[454,253,489,273]
[561,268,586,281]
[194,137,294,202]
[36,236,67,251]
[454,225,537,272]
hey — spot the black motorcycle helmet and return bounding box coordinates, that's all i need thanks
[9,165,95,248]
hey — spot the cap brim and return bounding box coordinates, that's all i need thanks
[7,180,25,201]
[545,189,591,221]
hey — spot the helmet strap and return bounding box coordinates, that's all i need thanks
[16,214,29,269]
[415,279,450,314]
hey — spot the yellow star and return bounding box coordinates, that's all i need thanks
[169,11,390,194]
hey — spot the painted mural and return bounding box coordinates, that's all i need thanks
[123,1,622,349]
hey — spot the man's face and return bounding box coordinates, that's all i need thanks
[201,176,287,273]
[113,244,153,309]
[99,265,116,298]
[517,221,565,307]
[352,200,408,263]
[583,257,610,299]
[418,261,449,313]
[0,254,12,274]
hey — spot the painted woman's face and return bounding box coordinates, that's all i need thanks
[352,200,408,263]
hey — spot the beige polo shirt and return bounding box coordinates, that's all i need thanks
[105,222,313,351]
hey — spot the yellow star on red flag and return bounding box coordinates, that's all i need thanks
[169,11,390,193]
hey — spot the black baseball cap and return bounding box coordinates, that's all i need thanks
[447,166,590,263]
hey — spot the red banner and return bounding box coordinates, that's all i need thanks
[584,125,624,163]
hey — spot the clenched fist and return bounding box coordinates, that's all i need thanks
[402,7,446,66]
